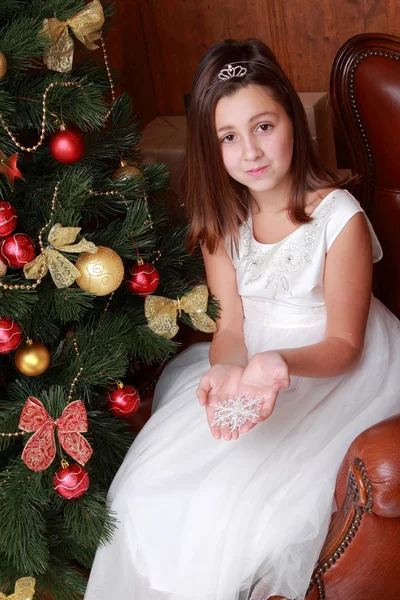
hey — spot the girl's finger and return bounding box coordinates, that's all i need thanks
[239,421,256,434]
[272,378,290,393]
[260,394,276,419]
[205,403,222,439]
[196,387,208,406]
[207,415,221,439]
[220,425,233,441]
[231,428,240,440]
[211,425,222,440]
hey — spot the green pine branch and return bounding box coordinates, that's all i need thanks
[87,411,134,488]
[39,286,94,326]
[0,1,26,22]
[0,282,38,321]
[130,325,179,365]
[0,16,45,72]
[34,560,87,600]
[0,460,51,574]
[58,486,116,548]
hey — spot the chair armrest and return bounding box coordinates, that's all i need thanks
[335,413,400,518]
[307,414,400,598]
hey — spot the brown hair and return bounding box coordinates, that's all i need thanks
[183,39,354,254]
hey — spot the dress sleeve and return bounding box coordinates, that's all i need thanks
[325,189,383,263]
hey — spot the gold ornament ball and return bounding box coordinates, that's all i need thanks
[0,51,7,80]
[15,340,51,377]
[112,163,144,183]
[75,246,124,296]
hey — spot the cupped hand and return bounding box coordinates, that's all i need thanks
[197,363,245,441]
[237,351,290,434]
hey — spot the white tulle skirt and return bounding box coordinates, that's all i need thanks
[85,297,400,600]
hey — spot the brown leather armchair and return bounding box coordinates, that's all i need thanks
[305,33,400,600]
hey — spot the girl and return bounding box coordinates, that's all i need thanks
[85,39,400,600]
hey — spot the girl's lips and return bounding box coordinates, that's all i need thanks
[245,166,269,176]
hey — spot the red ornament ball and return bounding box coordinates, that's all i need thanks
[0,316,22,354]
[49,129,85,164]
[0,233,35,268]
[125,262,159,296]
[106,383,140,418]
[0,201,17,238]
[52,463,90,500]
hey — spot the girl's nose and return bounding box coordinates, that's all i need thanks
[242,136,262,161]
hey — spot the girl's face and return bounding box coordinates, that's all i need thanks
[214,84,294,199]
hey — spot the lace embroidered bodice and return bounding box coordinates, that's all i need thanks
[228,189,382,308]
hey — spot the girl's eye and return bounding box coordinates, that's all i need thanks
[257,123,271,132]
[221,134,236,143]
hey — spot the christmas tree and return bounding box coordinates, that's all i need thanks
[0,2,216,598]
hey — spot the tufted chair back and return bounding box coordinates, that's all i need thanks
[330,32,400,318]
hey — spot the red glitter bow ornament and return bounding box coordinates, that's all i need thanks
[18,397,93,472]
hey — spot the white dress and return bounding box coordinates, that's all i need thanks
[85,189,400,600]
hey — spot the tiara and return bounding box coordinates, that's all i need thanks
[207,60,269,90]
[218,63,248,81]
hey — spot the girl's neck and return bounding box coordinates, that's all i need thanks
[250,179,292,215]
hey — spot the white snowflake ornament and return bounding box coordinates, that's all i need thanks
[211,393,264,432]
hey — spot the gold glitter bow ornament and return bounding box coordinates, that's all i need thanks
[24,223,97,288]
[41,0,105,72]
[0,577,36,600]
[145,284,217,339]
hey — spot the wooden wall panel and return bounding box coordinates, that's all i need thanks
[283,0,394,92]
[137,0,289,116]
[386,0,400,34]
[108,0,400,124]
[106,0,157,127]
